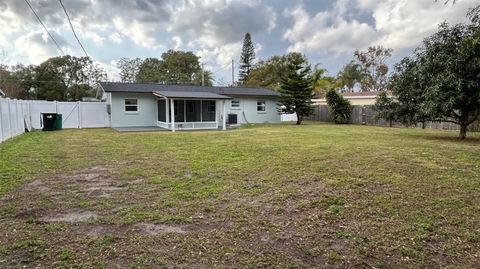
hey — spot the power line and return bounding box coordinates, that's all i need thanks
[0,77,90,84]
[212,63,231,74]
[58,0,89,58]
[24,0,65,56]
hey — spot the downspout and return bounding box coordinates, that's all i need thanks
[242,111,250,124]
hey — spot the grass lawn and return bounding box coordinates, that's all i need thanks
[0,123,479,268]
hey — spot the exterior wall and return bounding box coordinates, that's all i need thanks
[218,97,280,126]
[108,93,280,128]
[109,93,158,127]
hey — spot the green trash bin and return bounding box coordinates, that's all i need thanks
[54,114,62,130]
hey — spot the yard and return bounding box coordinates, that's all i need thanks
[0,123,479,268]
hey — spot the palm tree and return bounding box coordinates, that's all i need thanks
[337,60,364,92]
[314,76,341,98]
[309,64,341,98]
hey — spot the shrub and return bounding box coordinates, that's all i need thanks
[373,91,399,127]
[325,90,352,124]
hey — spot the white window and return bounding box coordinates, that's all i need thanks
[231,100,240,109]
[125,98,138,113]
[257,100,266,112]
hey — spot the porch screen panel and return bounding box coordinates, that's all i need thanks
[157,100,166,122]
[174,100,185,122]
[186,100,201,122]
[201,100,216,121]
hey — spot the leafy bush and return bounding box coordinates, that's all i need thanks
[372,92,399,126]
[325,90,352,124]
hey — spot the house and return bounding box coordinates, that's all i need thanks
[313,91,390,106]
[99,82,281,131]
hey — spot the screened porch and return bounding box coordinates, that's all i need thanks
[153,90,230,132]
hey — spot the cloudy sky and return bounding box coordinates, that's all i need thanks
[0,0,476,85]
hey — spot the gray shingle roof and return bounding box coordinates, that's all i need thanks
[153,90,231,99]
[99,82,279,97]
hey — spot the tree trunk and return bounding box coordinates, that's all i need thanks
[459,123,467,139]
[421,121,426,129]
[296,114,302,125]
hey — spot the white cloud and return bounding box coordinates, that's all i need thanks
[168,1,276,48]
[172,36,183,50]
[95,60,120,81]
[108,32,123,44]
[14,30,70,65]
[283,5,378,55]
[370,0,476,50]
[255,43,263,56]
[112,17,161,49]
[197,41,241,67]
[283,0,477,56]
[82,31,105,46]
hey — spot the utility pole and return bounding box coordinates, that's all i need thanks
[231,59,234,86]
[201,62,205,86]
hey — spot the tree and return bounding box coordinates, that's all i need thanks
[33,56,106,101]
[388,6,480,139]
[388,57,430,128]
[117,58,142,82]
[160,50,202,84]
[238,32,256,85]
[313,76,340,98]
[136,58,162,83]
[136,50,207,85]
[354,46,393,91]
[6,64,37,99]
[278,57,315,125]
[325,89,352,124]
[0,49,33,99]
[247,52,308,90]
[337,61,364,92]
[308,64,339,98]
[193,70,213,86]
[372,92,399,127]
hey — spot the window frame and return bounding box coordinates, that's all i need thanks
[124,98,139,113]
[256,100,266,113]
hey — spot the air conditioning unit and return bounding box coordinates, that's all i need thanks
[228,114,237,124]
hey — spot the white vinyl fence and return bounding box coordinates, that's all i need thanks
[0,98,108,143]
[281,113,298,122]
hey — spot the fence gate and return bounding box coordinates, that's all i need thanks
[0,98,109,143]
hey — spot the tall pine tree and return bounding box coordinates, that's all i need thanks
[278,58,315,125]
[238,32,255,85]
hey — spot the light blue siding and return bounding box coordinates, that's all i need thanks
[219,97,280,125]
[109,93,157,127]
[108,93,281,128]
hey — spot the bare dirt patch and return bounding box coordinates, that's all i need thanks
[70,166,124,196]
[38,211,98,223]
[26,179,50,193]
[136,223,187,235]
[82,224,129,238]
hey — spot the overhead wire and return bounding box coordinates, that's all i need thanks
[24,0,65,56]
[58,0,89,58]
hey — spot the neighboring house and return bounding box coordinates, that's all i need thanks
[99,82,280,131]
[313,91,390,106]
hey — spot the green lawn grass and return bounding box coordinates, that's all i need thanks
[0,123,479,268]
